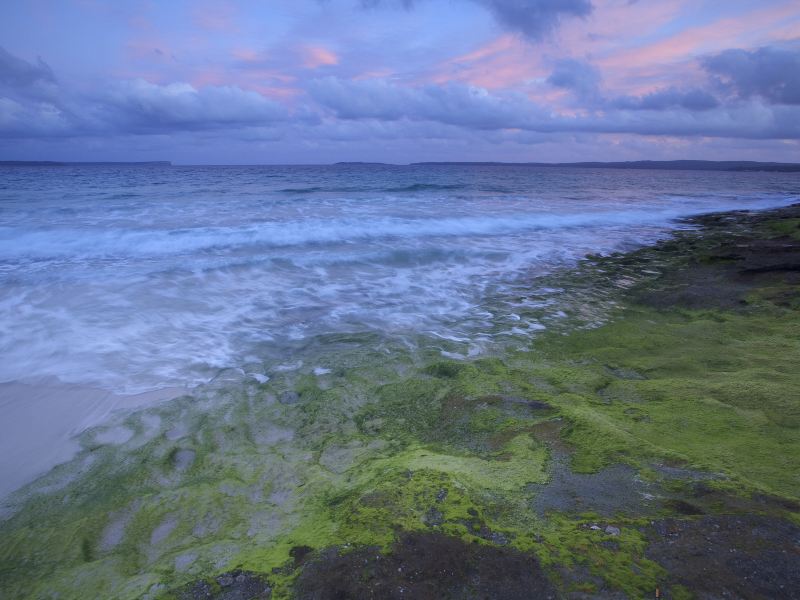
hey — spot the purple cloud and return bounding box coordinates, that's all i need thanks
[310,75,799,139]
[478,0,592,39]
[103,80,288,132]
[547,58,601,101]
[611,87,720,111]
[0,48,290,138]
[702,45,800,105]
[309,76,545,128]
[3,39,796,145]
[356,0,592,39]
[0,46,54,88]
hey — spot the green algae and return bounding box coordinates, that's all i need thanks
[531,307,800,497]
[766,217,800,239]
[401,435,548,491]
[535,515,666,597]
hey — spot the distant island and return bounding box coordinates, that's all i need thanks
[0,161,172,166]
[409,160,800,172]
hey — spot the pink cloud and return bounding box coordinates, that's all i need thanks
[302,46,339,69]
[597,3,800,77]
[182,58,300,103]
[422,35,548,89]
[540,0,800,97]
[557,0,690,49]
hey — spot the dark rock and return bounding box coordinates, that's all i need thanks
[646,515,800,600]
[665,499,705,515]
[294,531,557,600]
[599,540,620,551]
[422,507,444,527]
[290,545,314,567]
[530,458,655,517]
[460,518,510,545]
[181,580,214,599]
[633,211,800,311]
[488,531,510,546]
[178,570,271,600]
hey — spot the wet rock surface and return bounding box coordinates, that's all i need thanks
[294,532,557,600]
[177,570,271,600]
[646,515,800,600]
[635,206,800,310]
[530,456,655,517]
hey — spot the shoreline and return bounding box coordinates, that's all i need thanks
[0,379,185,500]
[1,203,799,599]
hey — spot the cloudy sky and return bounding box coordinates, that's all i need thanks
[1,0,799,163]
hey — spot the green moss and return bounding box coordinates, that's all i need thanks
[535,514,666,597]
[400,435,548,491]
[764,217,800,239]
[424,360,467,379]
[671,584,694,600]
[532,307,800,497]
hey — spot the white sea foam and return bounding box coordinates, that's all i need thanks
[0,164,797,393]
[0,197,793,263]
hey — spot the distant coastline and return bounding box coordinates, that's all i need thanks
[3,160,799,172]
[409,160,800,172]
[336,160,800,172]
[0,160,172,166]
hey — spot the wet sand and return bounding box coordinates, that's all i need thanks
[0,379,184,499]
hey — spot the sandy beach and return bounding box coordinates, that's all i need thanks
[0,379,184,500]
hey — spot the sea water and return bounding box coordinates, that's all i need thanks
[1,163,797,393]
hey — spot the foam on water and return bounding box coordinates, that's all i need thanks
[1,205,771,261]
[1,164,798,392]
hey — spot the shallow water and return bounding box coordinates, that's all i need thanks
[1,164,798,393]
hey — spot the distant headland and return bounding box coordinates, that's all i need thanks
[408,160,800,172]
[336,160,800,172]
[0,161,172,166]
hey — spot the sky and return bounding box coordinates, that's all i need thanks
[1,0,799,164]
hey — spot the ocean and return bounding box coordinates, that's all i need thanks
[1,163,798,394]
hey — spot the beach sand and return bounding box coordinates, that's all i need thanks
[0,379,184,499]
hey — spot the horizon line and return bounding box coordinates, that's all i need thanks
[3,159,800,172]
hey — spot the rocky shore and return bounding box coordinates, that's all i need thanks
[2,205,799,599]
